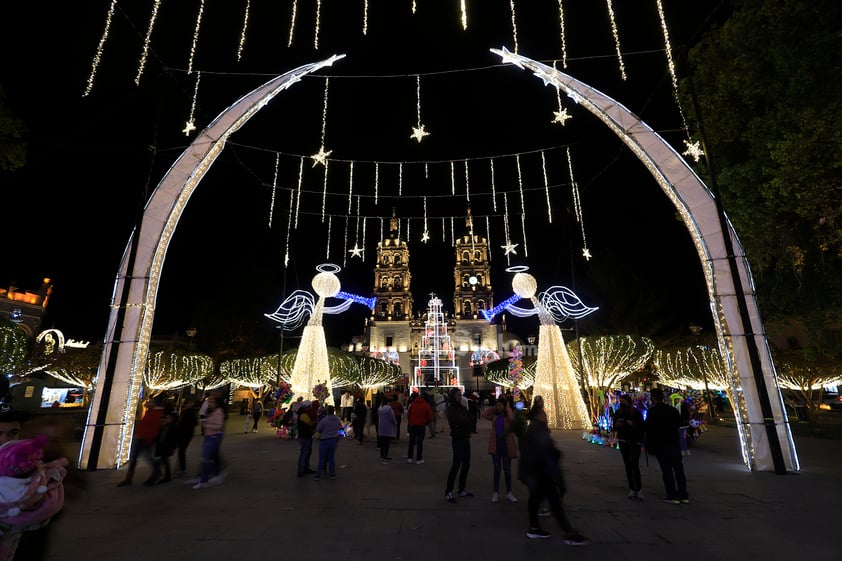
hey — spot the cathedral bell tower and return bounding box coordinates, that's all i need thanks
[373,209,413,320]
[453,209,493,319]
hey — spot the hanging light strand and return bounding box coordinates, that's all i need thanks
[541,150,552,223]
[294,156,304,229]
[187,0,205,75]
[605,0,627,81]
[347,161,354,214]
[287,0,298,47]
[363,0,369,35]
[83,0,117,96]
[464,160,471,202]
[314,0,322,49]
[284,189,294,268]
[236,0,251,62]
[490,159,498,211]
[268,152,280,228]
[509,0,519,54]
[134,0,162,85]
[567,147,591,260]
[325,215,332,258]
[182,71,201,136]
[557,0,568,68]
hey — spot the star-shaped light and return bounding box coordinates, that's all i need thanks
[491,46,525,69]
[348,244,364,258]
[410,124,430,142]
[533,68,556,87]
[682,139,704,162]
[582,247,592,261]
[421,230,430,243]
[502,242,518,256]
[552,108,572,125]
[311,145,332,167]
[182,120,196,135]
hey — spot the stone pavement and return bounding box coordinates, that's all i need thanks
[36,414,840,561]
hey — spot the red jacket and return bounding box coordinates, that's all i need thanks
[406,398,433,427]
[136,405,164,443]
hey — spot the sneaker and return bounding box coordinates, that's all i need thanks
[457,490,474,497]
[445,492,455,503]
[628,489,637,500]
[192,482,208,489]
[636,490,645,501]
[491,492,499,503]
[679,498,690,504]
[407,458,413,464]
[313,475,320,481]
[538,508,552,517]
[527,528,551,539]
[564,532,590,546]
[330,475,336,480]
[416,459,425,465]
[506,492,518,503]
[380,460,389,465]
[660,497,680,505]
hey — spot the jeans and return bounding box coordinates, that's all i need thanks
[297,437,313,474]
[199,433,223,483]
[619,441,642,491]
[407,425,426,461]
[654,447,688,499]
[445,438,471,494]
[317,437,338,476]
[491,453,513,493]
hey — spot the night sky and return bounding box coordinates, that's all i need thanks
[0,1,723,349]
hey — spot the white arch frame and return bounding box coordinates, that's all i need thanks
[491,48,798,471]
[80,55,345,469]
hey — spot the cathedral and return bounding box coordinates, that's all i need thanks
[365,210,506,391]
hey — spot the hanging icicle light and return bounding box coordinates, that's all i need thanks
[268,152,279,228]
[83,0,117,97]
[311,78,332,167]
[183,71,201,135]
[187,0,205,75]
[134,0,162,85]
[556,0,568,68]
[287,0,298,47]
[605,0,627,81]
[236,0,251,62]
[411,75,430,142]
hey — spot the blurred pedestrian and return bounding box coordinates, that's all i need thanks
[193,396,225,489]
[444,388,474,502]
[149,411,178,485]
[250,399,263,433]
[340,391,354,422]
[481,397,518,503]
[389,394,404,441]
[612,393,645,500]
[352,397,367,445]
[377,398,397,463]
[296,400,317,476]
[118,396,164,487]
[175,399,199,478]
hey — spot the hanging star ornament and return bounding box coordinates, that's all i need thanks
[682,139,704,162]
[552,108,572,125]
[502,242,518,256]
[421,230,430,243]
[182,120,196,135]
[311,145,332,167]
[582,247,592,261]
[410,124,430,142]
[348,244,364,258]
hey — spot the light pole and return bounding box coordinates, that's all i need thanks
[689,323,716,421]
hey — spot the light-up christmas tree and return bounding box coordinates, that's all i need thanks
[412,295,461,391]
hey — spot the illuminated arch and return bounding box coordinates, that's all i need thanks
[80,55,345,469]
[493,48,797,472]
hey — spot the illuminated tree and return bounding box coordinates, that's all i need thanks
[568,335,654,420]
[144,349,214,394]
[484,355,536,389]
[773,349,842,421]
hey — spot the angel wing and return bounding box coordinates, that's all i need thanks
[539,286,598,322]
[264,290,315,331]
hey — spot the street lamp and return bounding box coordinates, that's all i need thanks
[689,323,716,421]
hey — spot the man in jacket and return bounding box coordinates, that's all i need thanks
[405,392,433,464]
[644,387,690,504]
[444,388,473,502]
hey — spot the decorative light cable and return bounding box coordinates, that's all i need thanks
[412,1,417,15]
[374,162,380,204]
[421,196,430,242]
[347,161,354,214]
[342,216,349,266]
[567,147,591,260]
[186,0,205,73]
[450,217,455,246]
[134,0,162,85]
[294,156,304,228]
[363,0,369,35]
[541,150,552,223]
[442,217,446,243]
[406,216,411,242]
[349,196,363,258]
[311,77,332,167]
[411,75,430,142]
[268,152,279,227]
[605,0,627,80]
[556,0,568,68]
[516,155,527,254]
[501,193,518,263]
[284,188,294,267]
[450,161,456,195]
[287,0,297,47]
[490,159,498,211]
[464,160,471,201]
[521,213,528,258]
[321,159,330,221]
[236,0,251,62]
[485,215,492,256]
[460,0,468,30]
[552,63,572,125]
[656,0,689,135]
[362,215,367,261]
[83,0,116,97]
[398,162,403,196]
[325,215,332,258]
[509,0,519,54]
[425,162,429,179]
[182,71,200,136]
[314,0,323,49]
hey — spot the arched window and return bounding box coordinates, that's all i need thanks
[380,276,389,289]
[394,302,403,317]
[380,302,388,316]
[394,276,402,288]
[474,250,482,261]
[462,274,470,286]
[461,251,470,264]
[477,299,486,310]
[382,254,390,265]
[463,301,472,315]
[394,254,401,264]
[477,275,483,286]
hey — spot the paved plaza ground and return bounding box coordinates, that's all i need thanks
[28,412,842,561]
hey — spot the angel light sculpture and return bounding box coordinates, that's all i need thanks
[482,266,596,430]
[265,264,375,404]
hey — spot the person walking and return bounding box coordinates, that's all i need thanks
[149,411,179,485]
[352,397,367,445]
[405,393,433,464]
[174,399,198,478]
[340,391,354,422]
[389,394,404,441]
[481,397,518,503]
[377,398,397,462]
[422,391,437,437]
[193,395,225,489]
[644,387,690,504]
[250,399,263,433]
[612,393,645,500]
[296,400,317,477]
[313,405,342,480]
[117,396,164,487]
[519,408,589,545]
[444,388,474,502]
